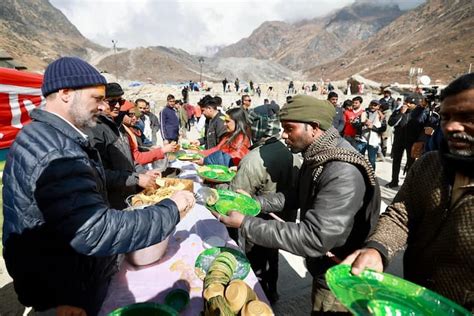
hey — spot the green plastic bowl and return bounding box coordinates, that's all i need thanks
[164,289,190,312]
[108,302,178,316]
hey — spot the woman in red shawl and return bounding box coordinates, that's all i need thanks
[198,107,251,167]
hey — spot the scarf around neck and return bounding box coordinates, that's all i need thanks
[303,127,376,186]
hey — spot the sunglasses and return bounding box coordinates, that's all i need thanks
[107,98,126,107]
[244,99,251,102]
[126,112,136,117]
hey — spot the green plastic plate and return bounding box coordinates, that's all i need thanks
[326,265,471,316]
[198,165,236,183]
[176,153,203,161]
[194,246,250,281]
[207,189,260,216]
[181,143,205,150]
[108,302,178,316]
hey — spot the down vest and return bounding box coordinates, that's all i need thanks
[2,109,179,314]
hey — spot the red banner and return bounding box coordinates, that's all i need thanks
[0,68,44,149]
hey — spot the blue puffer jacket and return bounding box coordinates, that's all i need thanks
[2,109,180,314]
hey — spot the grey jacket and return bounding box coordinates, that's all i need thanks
[332,106,345,135]
[241,138,380,286]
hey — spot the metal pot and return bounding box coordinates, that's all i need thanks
[126,236,170,266]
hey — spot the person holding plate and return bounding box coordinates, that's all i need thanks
[217,95,381,315]
[343,73,474,311]
[196,107,251,167]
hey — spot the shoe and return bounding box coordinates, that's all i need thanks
[385,182,399,188]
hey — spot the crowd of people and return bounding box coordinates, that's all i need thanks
[2,56,472,315]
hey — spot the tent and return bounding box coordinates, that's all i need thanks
[0,68,44,159]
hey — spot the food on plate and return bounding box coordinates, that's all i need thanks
[130,178,193,207]
[198,166,212,173]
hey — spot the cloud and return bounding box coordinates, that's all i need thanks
[50,0,425,54]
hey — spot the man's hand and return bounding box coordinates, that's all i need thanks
[212,210,245,228]
[162,142,178,153]
[56,305,87,316]
[138,173,157,189]
[341,248,384,275]
[170,190,195,220]
[424,127,434,135]
[400,104,408,113]
[195,158,204,165]
[146,169,161,178]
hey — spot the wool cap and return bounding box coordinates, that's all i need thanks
[279,95,336,130]
[106,83,124,98]
[120,100,135,112]
[41,57,106,97]
[405,95,422,106]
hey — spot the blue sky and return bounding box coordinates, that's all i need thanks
[50,0,425,55]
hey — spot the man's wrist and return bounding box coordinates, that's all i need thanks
[364,241,389,267]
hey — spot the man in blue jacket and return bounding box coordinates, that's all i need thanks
[2,57,195,315]
[160,94,180,143]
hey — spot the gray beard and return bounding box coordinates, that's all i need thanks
[68,92,97,129]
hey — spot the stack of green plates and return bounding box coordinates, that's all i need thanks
[207,189,260,217]
[195,247,250,281]
[326,264,471,316]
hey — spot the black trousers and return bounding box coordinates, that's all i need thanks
[390,140,415,184]
[246,244,279,294]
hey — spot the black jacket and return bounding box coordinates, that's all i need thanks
[241,138,380,287]
[199,112,227,149]
[2,109,180,314]
[85,115,139,209]
[388,106,428,146]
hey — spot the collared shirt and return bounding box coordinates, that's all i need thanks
[48,111,88,140]
[451,172,474,207]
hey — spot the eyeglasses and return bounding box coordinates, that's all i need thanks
[126,112,136,117]
[106,98,126,107]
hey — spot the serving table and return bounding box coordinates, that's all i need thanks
[99,160,268,315]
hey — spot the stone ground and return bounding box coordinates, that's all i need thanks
[0,91,405,315]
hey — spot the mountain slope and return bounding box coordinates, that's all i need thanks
[95,46,300,83]
[216,1,403,71]
[0,0,105,70]
[304,0,474,83]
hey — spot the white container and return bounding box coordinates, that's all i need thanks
[126,236,170,266]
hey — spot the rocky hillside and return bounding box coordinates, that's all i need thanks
[216,1,403,71]
[96,46,300,83]
[304,0,474,83]
[0,0,105,71]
